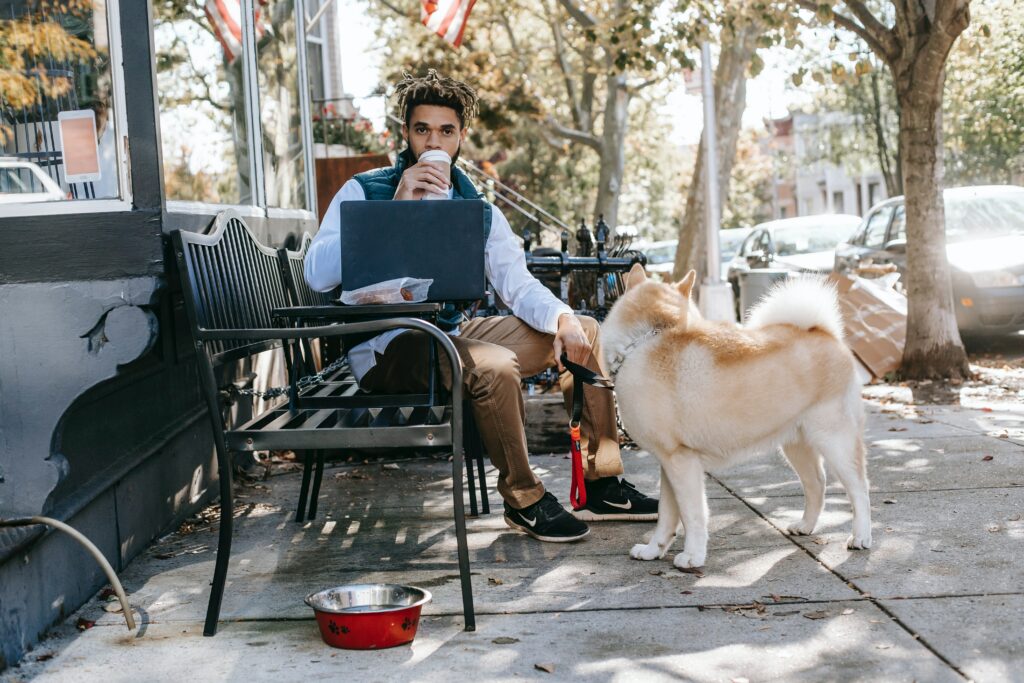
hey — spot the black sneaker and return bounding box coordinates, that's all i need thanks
[504,492,590,542]
[572,477,659,521]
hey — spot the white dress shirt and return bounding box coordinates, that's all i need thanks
[304,178,573,382]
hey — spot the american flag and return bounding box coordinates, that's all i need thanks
[204,0,267,64]
[421,0,476,48]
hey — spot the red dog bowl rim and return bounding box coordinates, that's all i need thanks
[304,583,432,615]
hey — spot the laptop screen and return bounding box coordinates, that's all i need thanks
[340,200,487,302]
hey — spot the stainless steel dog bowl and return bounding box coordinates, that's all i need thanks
[305,584,432,649]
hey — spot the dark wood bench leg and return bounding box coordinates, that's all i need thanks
[464,409,489,515]
[306,450,326,520]
[204,437,235,637]
[451,417,476,631]
[295,450,314,523]
[476,445,489,515]
[465,436,479,517]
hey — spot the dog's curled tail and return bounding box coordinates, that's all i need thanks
[745,275,844,340]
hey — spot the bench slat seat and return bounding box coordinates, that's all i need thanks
[226,406,453,451]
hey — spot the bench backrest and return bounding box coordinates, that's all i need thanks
[277,233,338,307]
[172,211,291,366]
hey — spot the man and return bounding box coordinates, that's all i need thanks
[305,70,656,542]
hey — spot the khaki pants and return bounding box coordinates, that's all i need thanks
[360,315,623,508]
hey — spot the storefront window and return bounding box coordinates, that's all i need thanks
[0,0,120,205]
[254,0,307,210]
[153,0,252,205]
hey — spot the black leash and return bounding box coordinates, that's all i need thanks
[561,354,614,509]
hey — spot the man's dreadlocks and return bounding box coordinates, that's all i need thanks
[393,69,479,129]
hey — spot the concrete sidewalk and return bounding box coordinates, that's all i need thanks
[4,385,1023,682]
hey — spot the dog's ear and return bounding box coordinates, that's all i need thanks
[625,262,648,290]
[675,270,697,299]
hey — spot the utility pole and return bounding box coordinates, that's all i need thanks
[698,41,736,322]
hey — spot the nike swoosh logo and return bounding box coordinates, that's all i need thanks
[604,499,632,510]
[521,515,537,527]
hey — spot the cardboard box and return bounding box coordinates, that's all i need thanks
[829,273,907,378]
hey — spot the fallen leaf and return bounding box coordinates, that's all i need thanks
[841,608,855,615]
[988,525,1001,533]
[1008,514,1022,522]
[680,590,693,595]
[102,600,124,613]
[765,594,807,603]
[887,427,908,432]
[492,637,519,645]
[34,653,54,662]
[982,407,994,412]
[774,610,800,617]
[883,499,897,504]
[75,618,95,631]
[487,577,504,586]
[917,419,934,424]
[382,463,400,471]
[153,552,174,560]
[534,663,555,674]
[982,455,994,461]
[997,432,1010,439]
[876,643,892,650]
[677,566,705,577]
[812,537,828,545]
[803,610,829,620]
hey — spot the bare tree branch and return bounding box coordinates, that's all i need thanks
[558,0,597,27]
[792,0,891,61]
[546,116,601,151]
[376,0,411,19]
[545,0,583,130]
[842,0,900,58]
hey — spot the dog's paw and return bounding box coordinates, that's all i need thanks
[672,550,706,570]
[786,521,816,536]
[630,542,664,561]
[846,532,872,550]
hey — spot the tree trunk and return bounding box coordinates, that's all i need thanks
[672,22,758,284]
[594,73,630,226]
[896,81,970,380]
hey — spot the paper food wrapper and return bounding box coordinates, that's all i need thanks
[829,273,907,378]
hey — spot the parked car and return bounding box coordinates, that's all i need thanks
[835,185,1024,336]
[726,214,862,299]
[640,228,753,281]
[0,158,65,204]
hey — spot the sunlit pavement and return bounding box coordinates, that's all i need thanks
[5,367,1023,682]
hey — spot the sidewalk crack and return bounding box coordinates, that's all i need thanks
[708,472,972,681]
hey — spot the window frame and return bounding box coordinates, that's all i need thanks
[154,0,316,217]
[0,0,133,218]
[861,205,895,249]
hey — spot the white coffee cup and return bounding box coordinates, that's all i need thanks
[418,149,452,200]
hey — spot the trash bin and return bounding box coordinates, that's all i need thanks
[738,269,791,324]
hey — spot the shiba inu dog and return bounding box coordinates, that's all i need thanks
[602,264,871,569]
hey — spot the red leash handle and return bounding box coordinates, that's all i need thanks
[568,423,587,510]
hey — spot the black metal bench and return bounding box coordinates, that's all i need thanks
[172,211,477,636]
[274,234,490,521]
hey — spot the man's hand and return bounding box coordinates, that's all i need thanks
[553,313,591,372]
[394,160,450,200]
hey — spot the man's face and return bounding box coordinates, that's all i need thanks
[403,104,466,161]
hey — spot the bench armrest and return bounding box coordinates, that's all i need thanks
[272,302,440,322]
[196,317,463,405]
